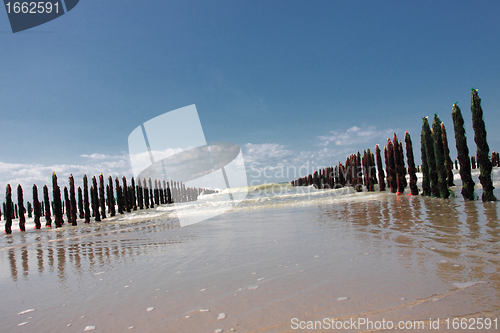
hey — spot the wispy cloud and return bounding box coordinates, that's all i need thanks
[0,153,133,202]
[242,143,295,164]
[81,153,108,159]
[317,125,397,147]
[242,125,400,182]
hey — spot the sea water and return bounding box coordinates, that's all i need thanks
[1,169,500,332]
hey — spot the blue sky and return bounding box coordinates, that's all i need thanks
[1,0,500,196]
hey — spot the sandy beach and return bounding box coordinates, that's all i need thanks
[1,169,500,332]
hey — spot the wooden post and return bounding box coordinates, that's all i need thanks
[149,178,155,208]
[17,185,26,231]
[399,141,407,189]
[387,139,397,193]
[43,185,52,227]
[154,179,160,205]
[121,176,130,212]
[368,150,377,186]
[471,89,497,201]
[162,180,167,202]
[52,172,64,227]
[78,186,84,219]
[92,176,101,221]
[137,178,144,209]
[99,174,107,219]
[143,178,149,209]
[5,184,13,234]
[64,186,72,224]
[167,181,172,204]
[432,115,449,198]
[115,177,124,214]
[441,123,455,187]
[393,134,405,194]
[375,145,386,191]
[83,175,91,223]
[69,175,77,225]
[33,184,41,229]
[422,118,440,197]
[108,176,116,217]
[451,103,475,200]
[131,177,137,210]
[404,132,419,195]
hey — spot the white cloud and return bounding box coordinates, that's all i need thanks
[317,125,397,147]
[242,143,294,165]
[81,153,107,159]
[241,125,400,183]
[0,153,133,203]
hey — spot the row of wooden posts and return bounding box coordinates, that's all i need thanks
[3,174,217,234]
[452,152,500,171]
[291,89,498,202]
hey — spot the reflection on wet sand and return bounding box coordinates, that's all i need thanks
[484,202,500,241]
[327,195,500,300]
[2,188,500,332]
[1,219,185,283]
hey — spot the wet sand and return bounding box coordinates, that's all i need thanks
[2,185,500,332]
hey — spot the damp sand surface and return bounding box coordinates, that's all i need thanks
[1,181,500,332]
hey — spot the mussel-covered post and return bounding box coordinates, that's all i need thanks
[108,176,116,217]
[420,123,431,196]
[27,202,32,218]
[441,123,455,187]
[137,178,144,209]
[386,139,397,193]
[116,177,124,214]
[451,103,475,200]
[17,185,26,231]
[404,132,419,195]
[432,115,449,199]
[5,184,13,234]
[69,175,77,225]
[143,178,149,209]
[33,184,41,229]
[131,177,137,210]
[99,174,107,219]
[149,178,155,208]
[393,134,405,194]
[64,187,72,224]
[470,89,496,201]
[78,186,84,219]
[92,176,100,221]
[43,185,52,226]
[123,177,131,213]
[375,145,386,191]
[422,118,440,197]
[83,175,91,223]
[167,181,172,204]
[52,172,64,228]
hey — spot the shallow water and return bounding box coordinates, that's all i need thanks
[2,169,500,332]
